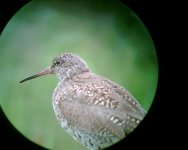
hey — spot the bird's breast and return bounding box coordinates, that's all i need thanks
[52,82,68,124]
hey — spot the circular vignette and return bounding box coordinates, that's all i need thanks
[0,0,158,150]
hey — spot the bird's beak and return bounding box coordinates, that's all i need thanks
[19,67,54,83]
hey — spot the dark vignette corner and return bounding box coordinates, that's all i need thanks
[0,0,162,150]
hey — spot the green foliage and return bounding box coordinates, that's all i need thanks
[0,0,158,150]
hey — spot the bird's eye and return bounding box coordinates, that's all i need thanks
[55,60,61,65]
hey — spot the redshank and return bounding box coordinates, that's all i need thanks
[20,53,146,150]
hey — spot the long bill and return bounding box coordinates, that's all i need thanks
[19,67,53,83]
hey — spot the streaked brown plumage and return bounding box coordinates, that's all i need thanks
[20,53,146,150]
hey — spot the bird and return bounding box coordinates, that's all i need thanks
[19,53,146,150]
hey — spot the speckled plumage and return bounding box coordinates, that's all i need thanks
[20,53,146,150]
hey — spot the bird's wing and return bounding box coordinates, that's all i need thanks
[70,72,146,116]
[59,100,125,139]
[64,72,146,136]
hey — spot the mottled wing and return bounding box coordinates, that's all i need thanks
[59,100,125,139]
[71,72,146,112]
[58,72,146,138]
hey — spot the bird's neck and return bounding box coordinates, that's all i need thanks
[57,68,90,82]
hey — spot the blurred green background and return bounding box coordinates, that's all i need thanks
[0,0,158,150]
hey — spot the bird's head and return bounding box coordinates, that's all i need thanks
[19,53,90,83]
